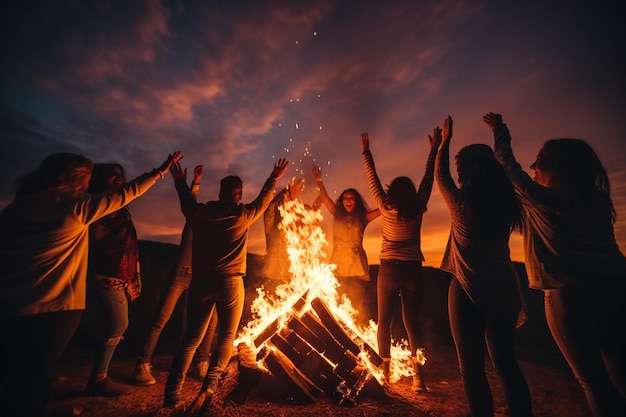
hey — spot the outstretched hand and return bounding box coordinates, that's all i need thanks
[361,132,370,152]
[428,126,442,150]
[442,115,453,147]
[271,158,289,179]
[483,112,503,130]
[169,161,186,181]
[159,151,184,176]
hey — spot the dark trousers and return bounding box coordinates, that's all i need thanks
[448,278,531,417]
[1,310,82,417]
[376,259,424,358]
[545,285,626,417]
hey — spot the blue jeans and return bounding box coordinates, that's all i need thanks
[165,275,244,402]
[545,285,626,417]
[138,267,216,364]
[1,310,82,417]
[376,259,424,358]
[449,278,532,417]
[90,286,129,376]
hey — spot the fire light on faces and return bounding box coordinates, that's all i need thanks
[235,198,423,385]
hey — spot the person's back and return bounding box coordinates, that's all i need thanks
[487,112,626,417]
[164,160,288,412]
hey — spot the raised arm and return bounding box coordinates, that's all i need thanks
[361,132,387,208]
[312,163,337,216]
[416,127,441,203]
[484,112,549,205]
[190,165,203,197]
[245,158,289,223]
[435,115,458,203]
[170,160,199,220]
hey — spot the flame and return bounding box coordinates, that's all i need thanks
[236,198,421,383]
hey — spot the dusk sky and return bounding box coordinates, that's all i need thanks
[2,0,625,267]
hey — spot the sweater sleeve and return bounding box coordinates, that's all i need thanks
[82,171,160,225]
[435,144,457,206]
[245,175,279,223]
[416,146,438,205]
[174,178,198,220]
[362,150,386,209]
[492,124,554,206]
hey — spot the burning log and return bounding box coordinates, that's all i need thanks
[239,297,385,407]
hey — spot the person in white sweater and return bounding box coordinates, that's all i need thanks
[0,150,182,417]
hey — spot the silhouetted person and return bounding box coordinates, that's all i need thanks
[0,151,181,417]
[436,115,532,417]
[163,158,288,413]
[486,112,626,417]
[132,165,217,386]
[261,177,305,285]
[83,163,144,397]
[312,163,380,325]
[361,130,439,392]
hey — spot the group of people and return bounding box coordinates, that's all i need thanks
[1,111,625,417]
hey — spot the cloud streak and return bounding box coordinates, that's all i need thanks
[1,0,625,266]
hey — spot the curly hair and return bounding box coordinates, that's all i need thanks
[334,188,370,222]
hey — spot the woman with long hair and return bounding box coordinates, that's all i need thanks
[84,163,142,396]
[0,151,181,416]
[486,112,626,417]
[436,116,532,417]
[361,130,439,392]
[312,164,380,323]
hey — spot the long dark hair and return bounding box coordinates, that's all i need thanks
[87,163,126,194]
[456,144,524,233]
[16,153,93,198]
[334,188,370,223]
[539,138,615,222]
[385,176,425,222]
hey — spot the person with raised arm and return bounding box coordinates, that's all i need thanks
[485,112,626,417]
[163,158,288,414]
[361,130,438,392]
[312,163,379,323]
[132,165,218,386]
[436,115,532,417]
[0,150,182,417]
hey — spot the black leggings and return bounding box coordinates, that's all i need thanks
[376,259,424,358]
[448,278,531,417]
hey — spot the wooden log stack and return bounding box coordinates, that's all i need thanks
[238,296,385,406]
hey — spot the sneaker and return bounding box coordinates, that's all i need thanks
[85,377,130,397]
[133,362,156,386]
[187,360,209,381]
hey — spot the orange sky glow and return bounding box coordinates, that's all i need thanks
[1,1,625,269]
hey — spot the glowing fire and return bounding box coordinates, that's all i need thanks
[236,197,424,384]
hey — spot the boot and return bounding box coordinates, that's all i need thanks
[411,356,428,393]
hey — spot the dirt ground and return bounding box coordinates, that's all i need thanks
[41,246,592,417]
[43,341,591,417]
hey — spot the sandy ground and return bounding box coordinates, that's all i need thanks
[43,341,590,417]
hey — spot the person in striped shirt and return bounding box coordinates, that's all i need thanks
[361,130,440,392]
